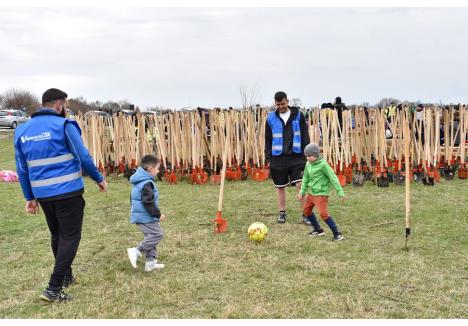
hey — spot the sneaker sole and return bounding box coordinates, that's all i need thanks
[145,266,165,272]
[309,233,325,237]
[127,248,138,269]
[39,294,53,302]
[333,236,344,241]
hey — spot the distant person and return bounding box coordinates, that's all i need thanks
[265,91,310,225]
[334,97,348,129]
[127,155,166,272]
[14,88,107,302]
[385,102,397,122]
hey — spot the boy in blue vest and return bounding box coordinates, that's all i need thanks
[127,155,166,272]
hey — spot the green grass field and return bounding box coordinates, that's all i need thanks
[0,137,467,318]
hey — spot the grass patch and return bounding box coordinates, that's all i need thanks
[0,138,467,318]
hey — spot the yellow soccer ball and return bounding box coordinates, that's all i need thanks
[248,222,268,243]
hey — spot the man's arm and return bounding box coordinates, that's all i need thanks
[64,122,104,183]
[141,182,161,218]
[14,140,34,201]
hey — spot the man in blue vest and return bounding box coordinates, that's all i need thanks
[265,91,310,224]
[14,88,107,302]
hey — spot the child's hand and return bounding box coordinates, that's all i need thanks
[160,214,166,221]
[296,194,303,200]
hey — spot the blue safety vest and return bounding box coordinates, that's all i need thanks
[14,111,84,200]
[130,167,159,224]
[267,110,302,156]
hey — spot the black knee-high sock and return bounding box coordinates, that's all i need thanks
[324,216,339,235]
[307,213,322,231]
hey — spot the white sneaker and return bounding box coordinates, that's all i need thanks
[127,247,141,269]
[144,260,165,272]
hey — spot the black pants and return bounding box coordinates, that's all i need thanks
[39,195,85,290]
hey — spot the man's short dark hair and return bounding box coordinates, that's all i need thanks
[42,88,68,105]
[274,91,288,102]
[140,155,160,171]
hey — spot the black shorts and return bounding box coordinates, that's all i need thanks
[269,156,306,188]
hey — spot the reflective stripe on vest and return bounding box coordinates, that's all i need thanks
[30,171,82,188]
[14,113,84,198]
[27,153,74,168]
[267,111,302,156]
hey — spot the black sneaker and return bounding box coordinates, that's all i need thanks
[332,233,344,241]
[308,229,325,237]
[40,288,73,303]
[277,211,287,224]
[62,275,76,288]
[302,216,312,226]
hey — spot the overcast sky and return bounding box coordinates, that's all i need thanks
[0,7,467,108]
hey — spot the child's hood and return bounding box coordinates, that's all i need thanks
[129,167,155,185]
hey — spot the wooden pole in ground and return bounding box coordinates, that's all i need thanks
[404,109,411,249]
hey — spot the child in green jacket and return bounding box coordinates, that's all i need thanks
[297,143,345,241]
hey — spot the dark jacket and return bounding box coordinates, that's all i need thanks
[334,103,348,127]
[264,106,310,161]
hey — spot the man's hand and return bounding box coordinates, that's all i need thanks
[97,180,107,192]
[296,193,304,200]
[25,200,39,214]
[160,214,166,221]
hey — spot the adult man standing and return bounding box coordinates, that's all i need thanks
[14,88,107,302]
[265,91,310,224]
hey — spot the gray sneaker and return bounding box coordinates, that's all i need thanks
[332,233,344,241]
[145,260,165,272]
[127,247,142,269]
[277,211,287,224]
[40,288,73,303]
[308,229,325,237]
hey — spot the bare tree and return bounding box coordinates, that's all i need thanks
[291,98,302,107]
[119,100,132,110]
[0,88,40,114]
[239,85,260,110]
[103,101,121,113]
[375,97,400,109]
[68,97,100,113]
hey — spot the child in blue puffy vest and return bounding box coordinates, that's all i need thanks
[127,155,166,272]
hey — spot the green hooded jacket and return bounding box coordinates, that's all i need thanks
[300,156,345,197]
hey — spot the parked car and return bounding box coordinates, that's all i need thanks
[117,109,136,117]
[0,109,31,129]
[84,110,111,118]
[141,111,159,117]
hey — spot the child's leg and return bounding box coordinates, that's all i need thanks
[304,195,321,231]
[315,196,340,236]
[137,222,164,261]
